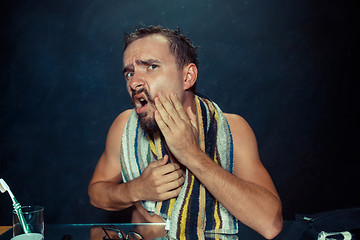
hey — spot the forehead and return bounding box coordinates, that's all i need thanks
[123,34,174,66]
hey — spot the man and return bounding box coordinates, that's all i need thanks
[88,26,283,239]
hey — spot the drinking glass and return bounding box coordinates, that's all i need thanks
[12,206,44,240]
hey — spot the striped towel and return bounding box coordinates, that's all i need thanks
[120,95,238,239]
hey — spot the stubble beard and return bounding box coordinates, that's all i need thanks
[131,89,160,137]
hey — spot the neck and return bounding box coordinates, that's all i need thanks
[182,91,196,114]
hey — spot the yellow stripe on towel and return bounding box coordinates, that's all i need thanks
[180,174,195,239]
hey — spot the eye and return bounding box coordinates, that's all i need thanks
[148,64,158,70]
[125,71,134,79]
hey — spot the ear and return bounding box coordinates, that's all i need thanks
[182,63,198,91]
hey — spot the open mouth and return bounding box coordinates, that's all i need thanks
[139,97,148,107]
[132,91,150,114]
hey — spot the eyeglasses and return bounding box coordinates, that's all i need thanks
[101,227,144,240]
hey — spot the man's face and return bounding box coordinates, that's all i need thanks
[123,34,185,134]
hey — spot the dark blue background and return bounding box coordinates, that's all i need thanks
[1,0,358,225]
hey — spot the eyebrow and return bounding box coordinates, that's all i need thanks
[122,65,133,76]
[122,59,161,76]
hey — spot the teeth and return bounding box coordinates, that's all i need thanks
[138,97,147,107]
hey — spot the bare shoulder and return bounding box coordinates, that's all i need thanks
[107,109,133,141]
[110,109,133,132]
[224,113,279,197]
[90,109,133,184]
[223,113,255,139]
[104,109,133,159]
[223,112,260,167]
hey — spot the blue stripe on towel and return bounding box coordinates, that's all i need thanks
[134,120,142,174]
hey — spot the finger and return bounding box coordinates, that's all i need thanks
[161,168,184,183]
[158,186,183,200]
[186,106,198,130]
[148,154,169,168]
[159,162,182,176]
[169,92,191,124]
[154,109,171,135]
[157,176,185,194]
[149,156,181,176]
[147,167,183,193]
[157,93,183,126]
[155,96,174,127]
[161,154,170,164]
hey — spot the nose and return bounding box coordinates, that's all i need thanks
[129,72,145,91]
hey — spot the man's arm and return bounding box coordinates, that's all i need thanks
[88,109,184,211]
[88,109,134,210]
[154,92,283,239]
[194,114,283,239]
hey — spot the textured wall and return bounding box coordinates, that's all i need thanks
[0,0,358,225]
